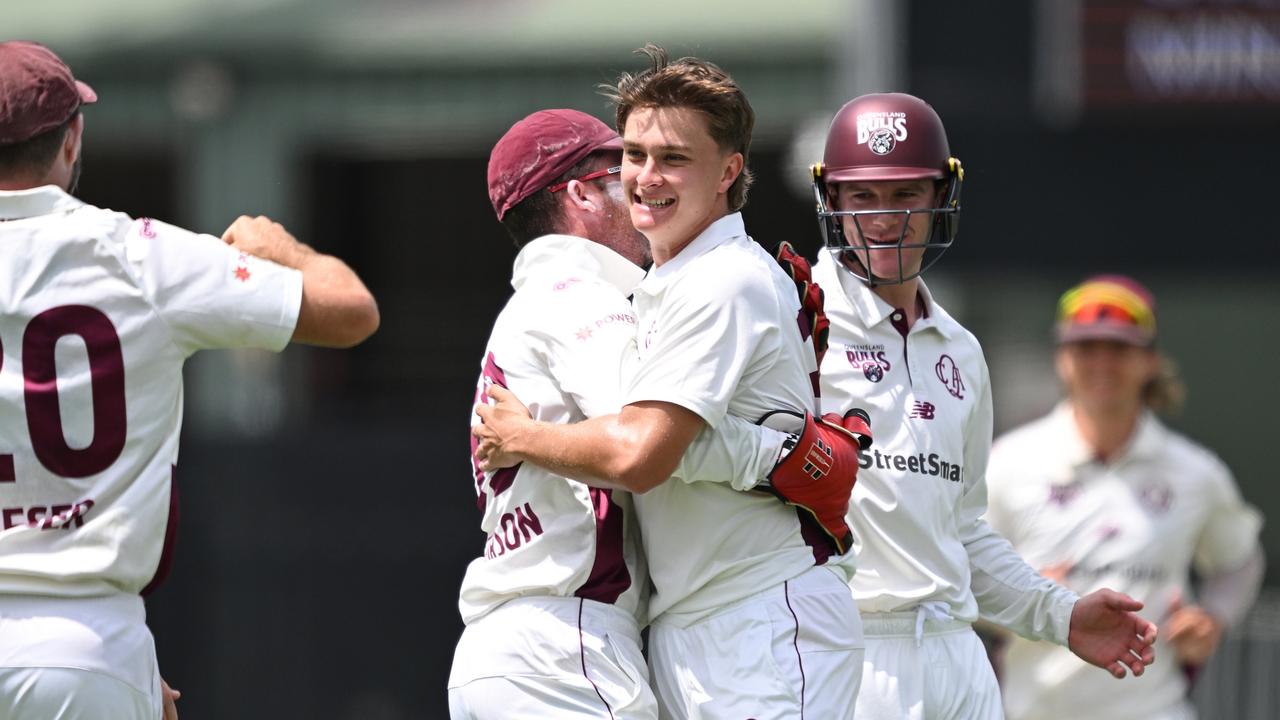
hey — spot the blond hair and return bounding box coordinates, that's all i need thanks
[1144,353,1186,416]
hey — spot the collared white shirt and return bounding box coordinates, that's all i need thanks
[987,403,1263,720]
[0,186,301,598]
[814,249,1076,642]
[626,213,853,624]
[459,233,788,628]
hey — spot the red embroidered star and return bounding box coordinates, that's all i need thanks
[575,327,593,341]
[234,266,251,282]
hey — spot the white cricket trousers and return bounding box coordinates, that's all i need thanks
[0,594,162,720]
[648,565,864,720]
[854,607,1001,720]
[448,595,657,720]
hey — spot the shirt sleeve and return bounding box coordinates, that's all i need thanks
[983,439,1020,543]
[626,269,777,428]
[671,415,789,490]
[1193,455,1264,576]
[960,357,1078,645]
[123,218,302,355]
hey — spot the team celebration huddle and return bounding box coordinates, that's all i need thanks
[1,38,1262,720]
[452,44,1262,720]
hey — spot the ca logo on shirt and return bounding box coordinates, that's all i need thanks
[935,354,965,399]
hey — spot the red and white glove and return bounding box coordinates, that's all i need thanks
[775,241,831,368]
[760,409,872,555]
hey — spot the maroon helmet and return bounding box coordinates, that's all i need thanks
[812,92,963,285]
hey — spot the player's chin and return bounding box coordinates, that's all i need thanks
[629,205,657,231]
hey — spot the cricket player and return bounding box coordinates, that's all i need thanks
[449,108,802,719]
[809,92,1158,719]
[0,41,379,719]
[985,275,1265,720]
[473,47,867,719]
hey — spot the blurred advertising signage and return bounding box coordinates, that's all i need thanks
[1036,0,1280,121]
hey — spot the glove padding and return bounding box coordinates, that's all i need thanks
[775,241,831,368]
[761,409,872,555]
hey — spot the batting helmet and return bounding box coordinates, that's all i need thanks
[812,92,963,285]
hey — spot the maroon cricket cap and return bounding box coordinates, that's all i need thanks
[487,109,623,221]
[0,41,97,146]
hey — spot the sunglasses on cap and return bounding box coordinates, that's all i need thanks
[547,166,622,193]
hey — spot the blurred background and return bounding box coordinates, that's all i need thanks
[11,0,1280,717]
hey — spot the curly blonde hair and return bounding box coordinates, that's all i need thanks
[1144,353,1186,416]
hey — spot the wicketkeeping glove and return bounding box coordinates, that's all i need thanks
[775,241,831,368]
[758,409,873,555]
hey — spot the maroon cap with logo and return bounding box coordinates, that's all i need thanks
[0,41,97,145]
[487,109,622,221]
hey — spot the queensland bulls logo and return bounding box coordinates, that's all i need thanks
[847,346,890,383]
[935,355,965,399]
[868,129,896,155]
[856,111,908,156]
[1048,482,1080,506]
[1139,484,1173,514]
[863,363,884,382]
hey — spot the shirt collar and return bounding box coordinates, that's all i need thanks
[1118,410,1163,462]
[511,233,646,296]
[812,248,954,339]
[637,212,745,294]
[1049,402,1097,467]
[1051,402,1164,467]
[0,185,84,221]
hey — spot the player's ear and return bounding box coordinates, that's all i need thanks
[1054,346,1074,387]
[565,179,603,213]
[64,113,85,164]
[717,152,744,194]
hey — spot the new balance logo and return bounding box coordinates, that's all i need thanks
[910,401,936,420]
[802,437,833,479]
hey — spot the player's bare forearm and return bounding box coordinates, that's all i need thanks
[291,252,380,347]
[474,390,702,492]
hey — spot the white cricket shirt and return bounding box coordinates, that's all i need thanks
[0,186,301,598]
[458,234,786,628]
[627,213,853,624]
[987,404,1263,720]
[813,250,1076,642]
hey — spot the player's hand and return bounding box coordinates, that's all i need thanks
[220,215,311,268]
[472,385,532,471]
[161,678,181,720]
[1040,561,1072,585]
[1067,588,1158,679]
[760,409,871,554]
[1164,591,1223,666]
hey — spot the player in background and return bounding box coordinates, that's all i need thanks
[449,108,806,719]
[473,46,868,719]
[808,92,1158,720]
[984,275,1265,720]
[0,41,379,719]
